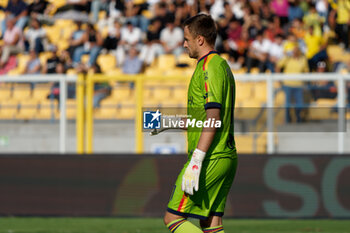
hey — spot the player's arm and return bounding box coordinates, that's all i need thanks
[196,108,220,152]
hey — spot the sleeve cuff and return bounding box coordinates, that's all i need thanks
[204,102,222,110]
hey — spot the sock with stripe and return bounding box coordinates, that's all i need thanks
[166,218,203,233]
[203,225,224,233]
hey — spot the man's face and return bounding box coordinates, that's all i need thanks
[183,26,199,59]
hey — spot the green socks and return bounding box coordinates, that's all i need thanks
[203,225,224,233]
[167,218,203,233]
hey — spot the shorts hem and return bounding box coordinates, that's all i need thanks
[167,208,208,220]
[211,212,224,217]
[167,208,225,220]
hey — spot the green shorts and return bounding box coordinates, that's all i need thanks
[167,156,238,220]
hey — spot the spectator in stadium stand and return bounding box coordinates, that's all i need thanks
[90,0,110,23]
[246,30,271,73]
[225,23,250,70]
[24,18,46,54]
[122,46,143,75]
[283,33,299,57]
[289,18,307,40]
[173,0,191,27]
[243,14,263,41]
[216,15,229,53]
[151,2,173,30]
[288,0,304,22]
[329,0,350,50]
[139,19,164,66]
[42,47,72,74]
[308,60,337,101]
[0,16,24,68]
[230,0,245,21]
[66,20,85,59]
[266,33,285,73]
[304,25,328,71]
[115,21,142,66]
[124,0,149,32]
[72,23,103,69]
[208,0,225,21]
[102,19,121,52]
[48,62,77,101]
[315,0,328,22]
[259,4,275,27]
[90,63,111,108]
[23,49,41,75]
[160,15,184,61]
[276,46,309,123]
[1,0,28,36]
[303,3,324,37]
[269,0,289,27]
[264,19,284,41]
[27,0,53,24]
[55,0,91,14]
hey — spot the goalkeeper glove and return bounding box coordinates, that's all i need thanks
[181,148,206,195]
[149,116,183,136]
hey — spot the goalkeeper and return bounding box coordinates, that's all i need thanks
[151,14,237,233]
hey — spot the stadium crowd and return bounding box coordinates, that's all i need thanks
[0,0,350,112]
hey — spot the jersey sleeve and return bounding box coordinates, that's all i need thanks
[203,61,225,110]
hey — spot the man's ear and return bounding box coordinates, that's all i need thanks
[197,35,205,46]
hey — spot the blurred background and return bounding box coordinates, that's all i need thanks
[0,0,350,224]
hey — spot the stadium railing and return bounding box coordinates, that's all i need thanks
[81,73,350,154]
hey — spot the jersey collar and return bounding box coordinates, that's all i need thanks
[197,50,218,64]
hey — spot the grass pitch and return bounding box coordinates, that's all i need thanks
[0,218,349,233]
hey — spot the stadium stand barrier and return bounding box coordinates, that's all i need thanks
[1,73,349,154]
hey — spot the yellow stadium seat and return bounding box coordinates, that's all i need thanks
[12,84,32,100]
[37,99,58,119]
[157,54,176,70]
[7,54,30,75]
[94,106,118,119]
[327,45,344,62]
[177,53,196,67]
[65,99,76,119]
[144,67,163,77]
[32,84,51,100]
[0,0,8,8]
[307,98,337,121]
[116,106,136,119]
[66,68,77,75]
[235,134,266,154]
[106,68,122,76]
[235,81,253,104]
[48,0,66,9]
[97,54,117,73]
[44,25,61,45]
[0,99,18,119]
[17,99,39,120]
[253,82,267,104]
[81,54,90,64]
[0,85,12,101]
[152,86,172,101]
[39,52,52,65]
[173,88,187,105]
[110,85,132,101]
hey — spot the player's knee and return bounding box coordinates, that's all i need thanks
[163,211,182,226]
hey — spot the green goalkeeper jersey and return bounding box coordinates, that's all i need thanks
[187,51,236,160]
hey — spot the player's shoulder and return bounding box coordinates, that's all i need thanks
[206,53,228,70]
